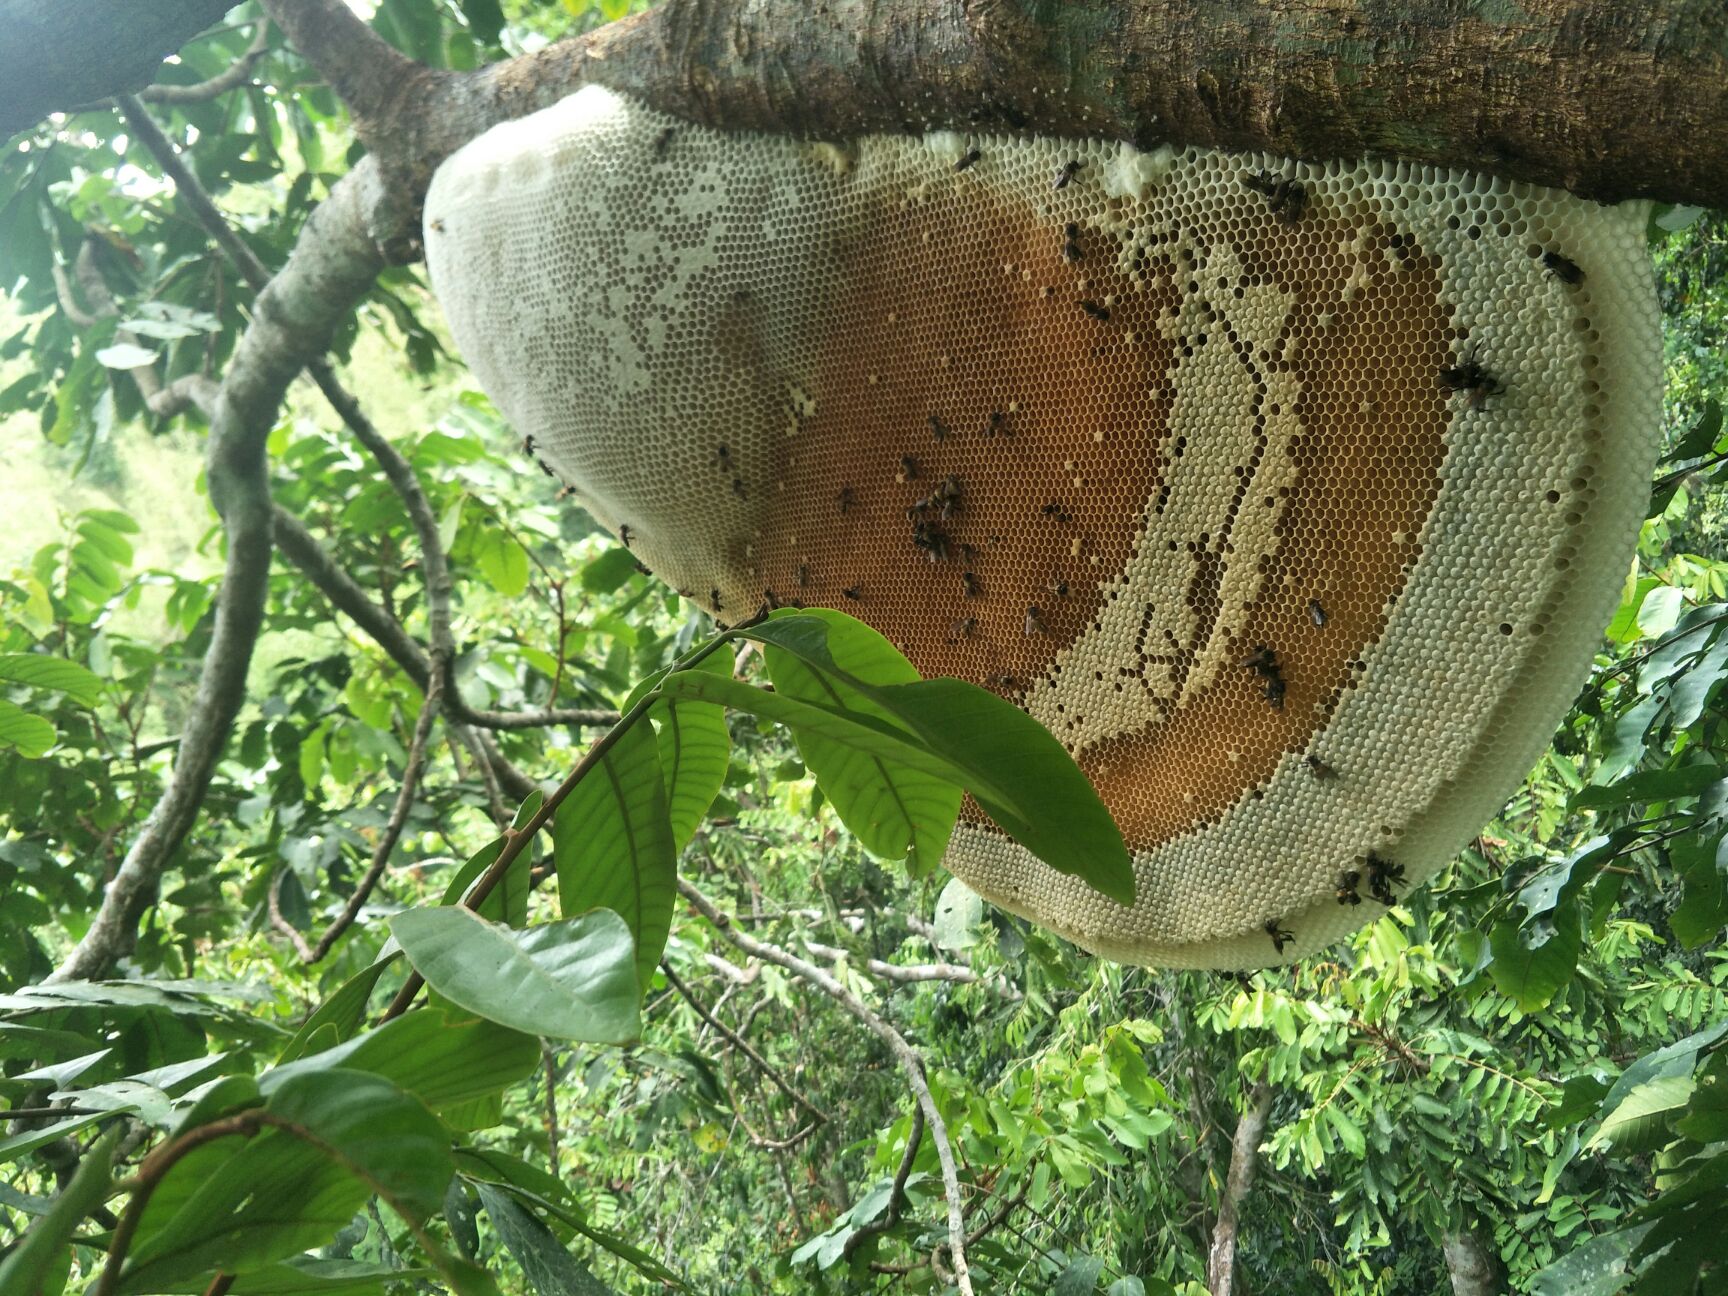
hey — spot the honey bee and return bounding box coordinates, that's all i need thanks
[1040,501,1074,522]
[1305,754,1333,779]
[731,477,748,499]
[954,145,981,172]
[618,524,634,549]
[900,454,919,480]
[842,585,863,600]
[1079,299,1111,321]
[961,571,981,598]
[1334,871,1362,906]
[710,589,723,612]
[429,218,446,233]
[1263,918,1296,955]
[1439,345,1505,409]
[1062,222,1083,263]
[522,434,536,456]
[536,458,556,478]
[929,414,949,443]
[1047,578,1069,598]
[652,126,676,159]
[949,616,977,641]
[1053,160,1082,190]
[1024,605,1046,636]
[1364,852,1406,905]
[837,486,855,515]
[712,443,734,471]
[1308,599,1327,627]
[985,409,1006,438]
[797,562,811,587]
[1243,171,1307,224]
[1542,249,1584,285]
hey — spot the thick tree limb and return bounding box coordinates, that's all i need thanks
[1442,1221,1503,1296]
[0,0,238,142]
[679,878,977,1296]
[426,1,1728,217]
[1205,1080,1275,1296]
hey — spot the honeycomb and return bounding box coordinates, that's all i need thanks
[424,87,1662,969]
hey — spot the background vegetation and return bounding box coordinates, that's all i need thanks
[1,2,1726,1293]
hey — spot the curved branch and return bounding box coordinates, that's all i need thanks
[48,166,388,984]
[138,22,270,105]
[301,667,444,962]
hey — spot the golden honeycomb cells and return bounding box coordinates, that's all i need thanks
[424,88,1662,969]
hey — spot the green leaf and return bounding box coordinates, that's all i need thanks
[390,908,639,1043]
[474,530,530,597]
[650,646,733,851]
[1666,401,1722,462]
[0,698,56,758]
[1488,904,1582,1011]
[581,547,639,594]
[744,612,1133,904]
[1054,1255,1105,1294]
[758,611,963,872]
[151,1258,437,1293]
[0,653,101,705]
[0,1124,121,1296]
[1589,1075,1696,1153]
[119,1070,452,1293]
[275,956,397,1064]
[552,721,676,990]
[1571,765,1722,811]
[474,1182,617,1295]
[268,1009,539,1113]
[1529,1223,1647,1296]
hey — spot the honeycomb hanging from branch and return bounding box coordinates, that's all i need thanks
[424,87,1661,969]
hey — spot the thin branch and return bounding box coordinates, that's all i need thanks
[137,24,271,105]
[301,666,444,963]
[267,870,316,962]
[800,939,1020,998]
[842,1104,924,1261]
[679,879,976,1296]
[662,963,830,1126]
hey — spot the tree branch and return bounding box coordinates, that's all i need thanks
[48,164,388,984]
[300,666,444,963]
[679,878,976,1296]
[842,1104,924,1261]
[662,963,830,1126]
[137,22,270,105]
[1205,1080,1274,1296]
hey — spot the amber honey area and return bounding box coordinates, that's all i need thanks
[729,165,1455,854]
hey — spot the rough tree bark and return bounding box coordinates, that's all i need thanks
[1442,1222,1504,1296]
[1205,1081,1275,1296]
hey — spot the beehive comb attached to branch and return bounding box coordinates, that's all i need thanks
[424,87,1660,969]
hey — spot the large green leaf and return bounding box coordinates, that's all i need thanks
[0,698,56,758]
[474,1182,617,1296]
[1488,903,1583,1011]
[649,645,733,851]
[390,908,639,1044]
[1588,1075,1696,1153]
[150,1258,436,1294]
[0,1124,121,1296]
[119,1069,452,1293]
[740,612,1133,904]
[759,612,962,872]
[551,722,675,990]
[0,653,101,706]
[267,1009,540,1113]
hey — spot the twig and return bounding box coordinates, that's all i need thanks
[662,964,829,1125]
[541,1042,561,1166]
[137,24,271,105]
[679,879,976,1296]
[267,870,316,962]
[800,940,1020,998]
[842,1105,924,1260]
[302,667,445,962]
